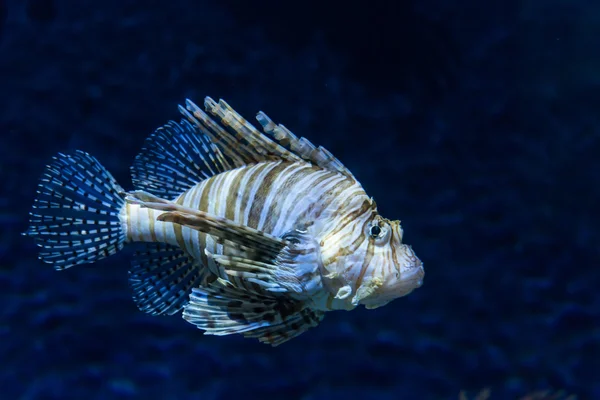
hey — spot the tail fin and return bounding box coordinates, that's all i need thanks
[24,150,126,270]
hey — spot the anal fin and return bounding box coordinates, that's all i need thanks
[129,243,211,316]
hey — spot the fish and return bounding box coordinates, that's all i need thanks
[24,96,424,346]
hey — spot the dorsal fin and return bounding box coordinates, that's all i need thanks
[131,119,231,198]
[179,97,355,178]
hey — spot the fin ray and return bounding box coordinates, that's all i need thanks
[255,110,355,178]
[210,229,324,298]
[129,243,211,316]
[25,151,126,270]
[131,119,231,198]
[243,307,324,346]
[182,283,322,345]
[180,97,354,178]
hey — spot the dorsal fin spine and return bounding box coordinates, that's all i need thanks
[206,97,303,162]
[178,96,355,179]
[180,102,255,166]
[131,119,229,198]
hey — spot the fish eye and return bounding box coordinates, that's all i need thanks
[366,219,391,245]
[370,225,382,238]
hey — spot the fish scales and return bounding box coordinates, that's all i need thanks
[25,96,424,345]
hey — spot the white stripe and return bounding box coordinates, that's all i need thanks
[270,169,328,236]
[218,166,244,219]
[128,204,153,243]
[283,173,347,234]
[242,162,281,227]
[129,204,141,241]
[139,209,154,242]
[161,209,178,247]
[189,182,207,261]
[206,171,229,260]
[177,188,196,255]
[234,163,263,224]
[316,182,366,234]
[257,163,308,231]
[153,210,167,243]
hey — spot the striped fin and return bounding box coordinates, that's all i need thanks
[255,111,354,178]
[209,229,324,298]
[131,119,231,199]
[208,253,294,292]
[179,97,354,178]
[183,283,285,335]
[24,151,126,270]
[182,281,322,346]
[243,307,324,346]
[125,190,286,257]
[128,243,211,316]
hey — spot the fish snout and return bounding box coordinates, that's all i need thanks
[398,246,424,289]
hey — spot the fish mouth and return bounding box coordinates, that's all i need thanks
[409,265,425,288]
[401,258,424,289]
[359,260,424,309]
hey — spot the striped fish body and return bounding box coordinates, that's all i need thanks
[26,96,424,345]
[124,159,369,311]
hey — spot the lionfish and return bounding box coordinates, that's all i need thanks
[24,97,424,345]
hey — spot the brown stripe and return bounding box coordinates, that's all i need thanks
[327,199,373,240]
[322,223,367,269]
[173,221,185,249]
[238,164,266,226]
[303,175,355,223]
[247,163,288,229]
[277,169,339,231]
[389,228,399,276]
[161,206,169,245]
[183,184,210,253]
[149,208,157,242]
[173,190,189,250]
[196,180,212,266]
[225,169,243,221]
[135,203,143,242]
[346,219,373,254]
[261,164,313,232]
[125,202,132,241]
[353,231,376,291]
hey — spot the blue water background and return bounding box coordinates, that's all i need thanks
[0,0,598,399]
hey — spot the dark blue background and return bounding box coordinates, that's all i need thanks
[1,0,598,399]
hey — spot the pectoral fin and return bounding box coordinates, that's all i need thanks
[182,280,323,346]
[243,307,324,346]
[207,228,324,300]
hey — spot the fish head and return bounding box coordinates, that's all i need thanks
[353,217,425,309]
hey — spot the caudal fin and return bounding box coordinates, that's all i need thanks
[24,150,126,270]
